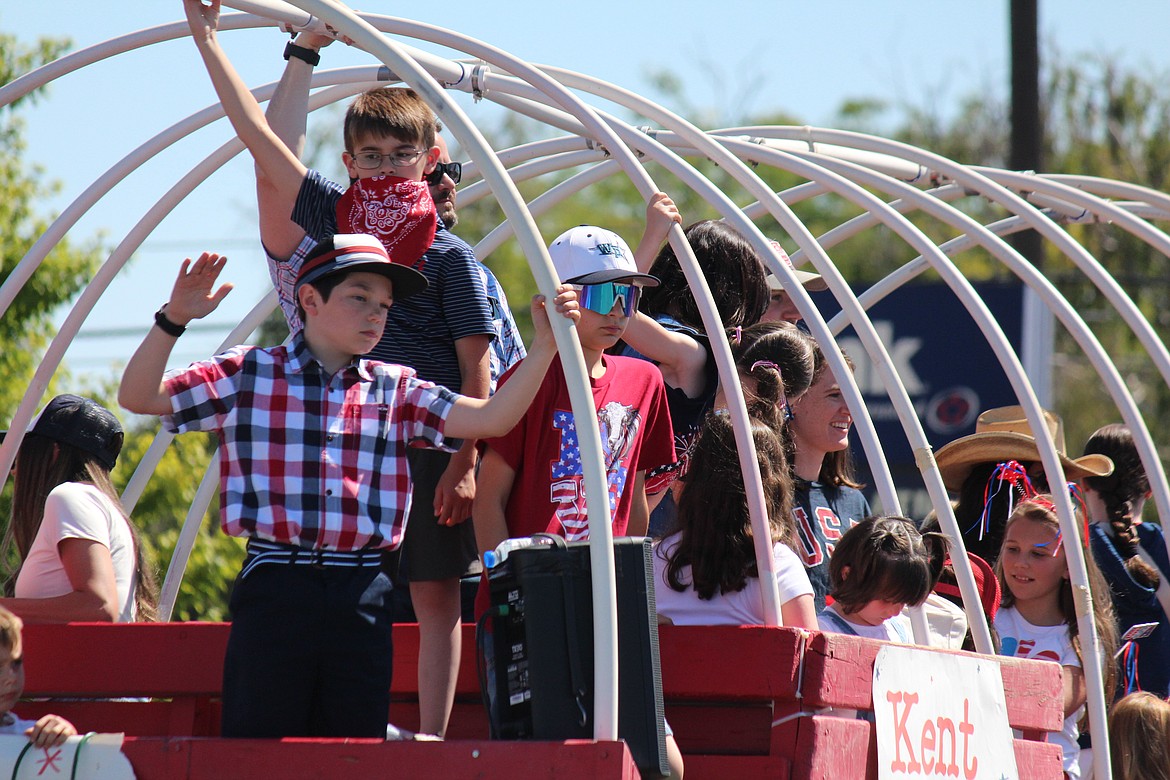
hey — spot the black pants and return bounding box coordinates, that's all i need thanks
[221,561,394,738]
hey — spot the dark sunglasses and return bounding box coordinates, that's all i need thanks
[425,161,462,186]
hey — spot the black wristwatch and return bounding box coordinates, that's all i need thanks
[154,306,187,338]
[283,41,321,67]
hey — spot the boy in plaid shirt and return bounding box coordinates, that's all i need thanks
[118,235,578,738]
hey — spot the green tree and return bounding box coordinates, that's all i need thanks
[890,52,1170,466]
[1,32,242,620]
[0,31,106,567]
[0,31,105,419]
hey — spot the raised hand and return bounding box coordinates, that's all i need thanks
[165,252,234,325]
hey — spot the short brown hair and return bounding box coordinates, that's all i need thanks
[343,88,435,152]
[828,515,945,614]
[0,606,22,653]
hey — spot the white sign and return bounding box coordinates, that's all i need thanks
[873,646,1018,780]
[0,733,134,780]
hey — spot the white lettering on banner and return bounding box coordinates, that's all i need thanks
[874,645,1018,780]
[839,322,925,396]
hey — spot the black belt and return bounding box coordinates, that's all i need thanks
[241,538,383,578]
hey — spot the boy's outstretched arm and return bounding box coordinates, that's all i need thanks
[633,191,681,273]
[443,287,579,440]
[183,0,308,254]
[119,253,233,416]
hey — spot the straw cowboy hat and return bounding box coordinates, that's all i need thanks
[934,405,1114,491]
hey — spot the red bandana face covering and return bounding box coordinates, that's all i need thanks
[336,175,438,269]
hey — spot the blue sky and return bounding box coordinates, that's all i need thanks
[4,1,1170,384]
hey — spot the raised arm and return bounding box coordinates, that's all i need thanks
[183,0,308,256]
[621,312,710,397]
[633,191,681,273]
[443,288,578,440]
[260,29,335,260]
[119,253,233,416]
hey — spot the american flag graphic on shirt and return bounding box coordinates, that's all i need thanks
[549,401,641,541]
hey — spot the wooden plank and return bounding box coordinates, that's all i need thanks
[120,737,640,780]
[1012,737,1064,780]
[22,623,228,696]
[664,702,773,755]
[657,625,803,699]
[800,631,1065,732]
[23,623,808,702]
[792,714,876,780]
[791,716,1063,780]
[680,754,790,780]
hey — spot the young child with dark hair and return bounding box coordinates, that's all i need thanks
[654,412,816,628]
[818,515,946,642]
[717,320,816,433]
[619,204,773,536]
[118,239,578,739]
[0,606,77,748]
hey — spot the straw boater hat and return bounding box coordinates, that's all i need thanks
[934,405,1114,492]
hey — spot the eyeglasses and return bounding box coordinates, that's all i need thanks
[425,161,462,186]
[575,281,641,317]
[351,148,429,170]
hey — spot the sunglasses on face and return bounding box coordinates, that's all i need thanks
[575,281,641,317]
[425,161,463,186]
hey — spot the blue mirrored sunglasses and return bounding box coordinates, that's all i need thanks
[576,281,641,316]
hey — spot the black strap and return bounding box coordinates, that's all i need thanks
[153,306,186,337]
[283,41,320,66]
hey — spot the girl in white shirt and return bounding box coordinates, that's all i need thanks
[654,412,817,628]
[1,395,156,622]
[994,495,1117,780]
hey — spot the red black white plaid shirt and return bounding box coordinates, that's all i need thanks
[163,332,459,551]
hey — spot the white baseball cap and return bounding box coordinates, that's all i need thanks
[548,225,659,286]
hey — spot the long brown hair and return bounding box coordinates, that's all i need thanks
[801,341,863,488]
[3,435,157,620]
[662,414,795,599]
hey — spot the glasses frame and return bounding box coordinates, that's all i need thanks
[351,147,429,171]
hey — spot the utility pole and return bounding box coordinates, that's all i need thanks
[1009,0,1043,268]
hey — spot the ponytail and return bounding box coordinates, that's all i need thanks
[1083,424,1158,589]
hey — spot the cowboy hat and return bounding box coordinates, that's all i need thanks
[934,405,1113,491]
